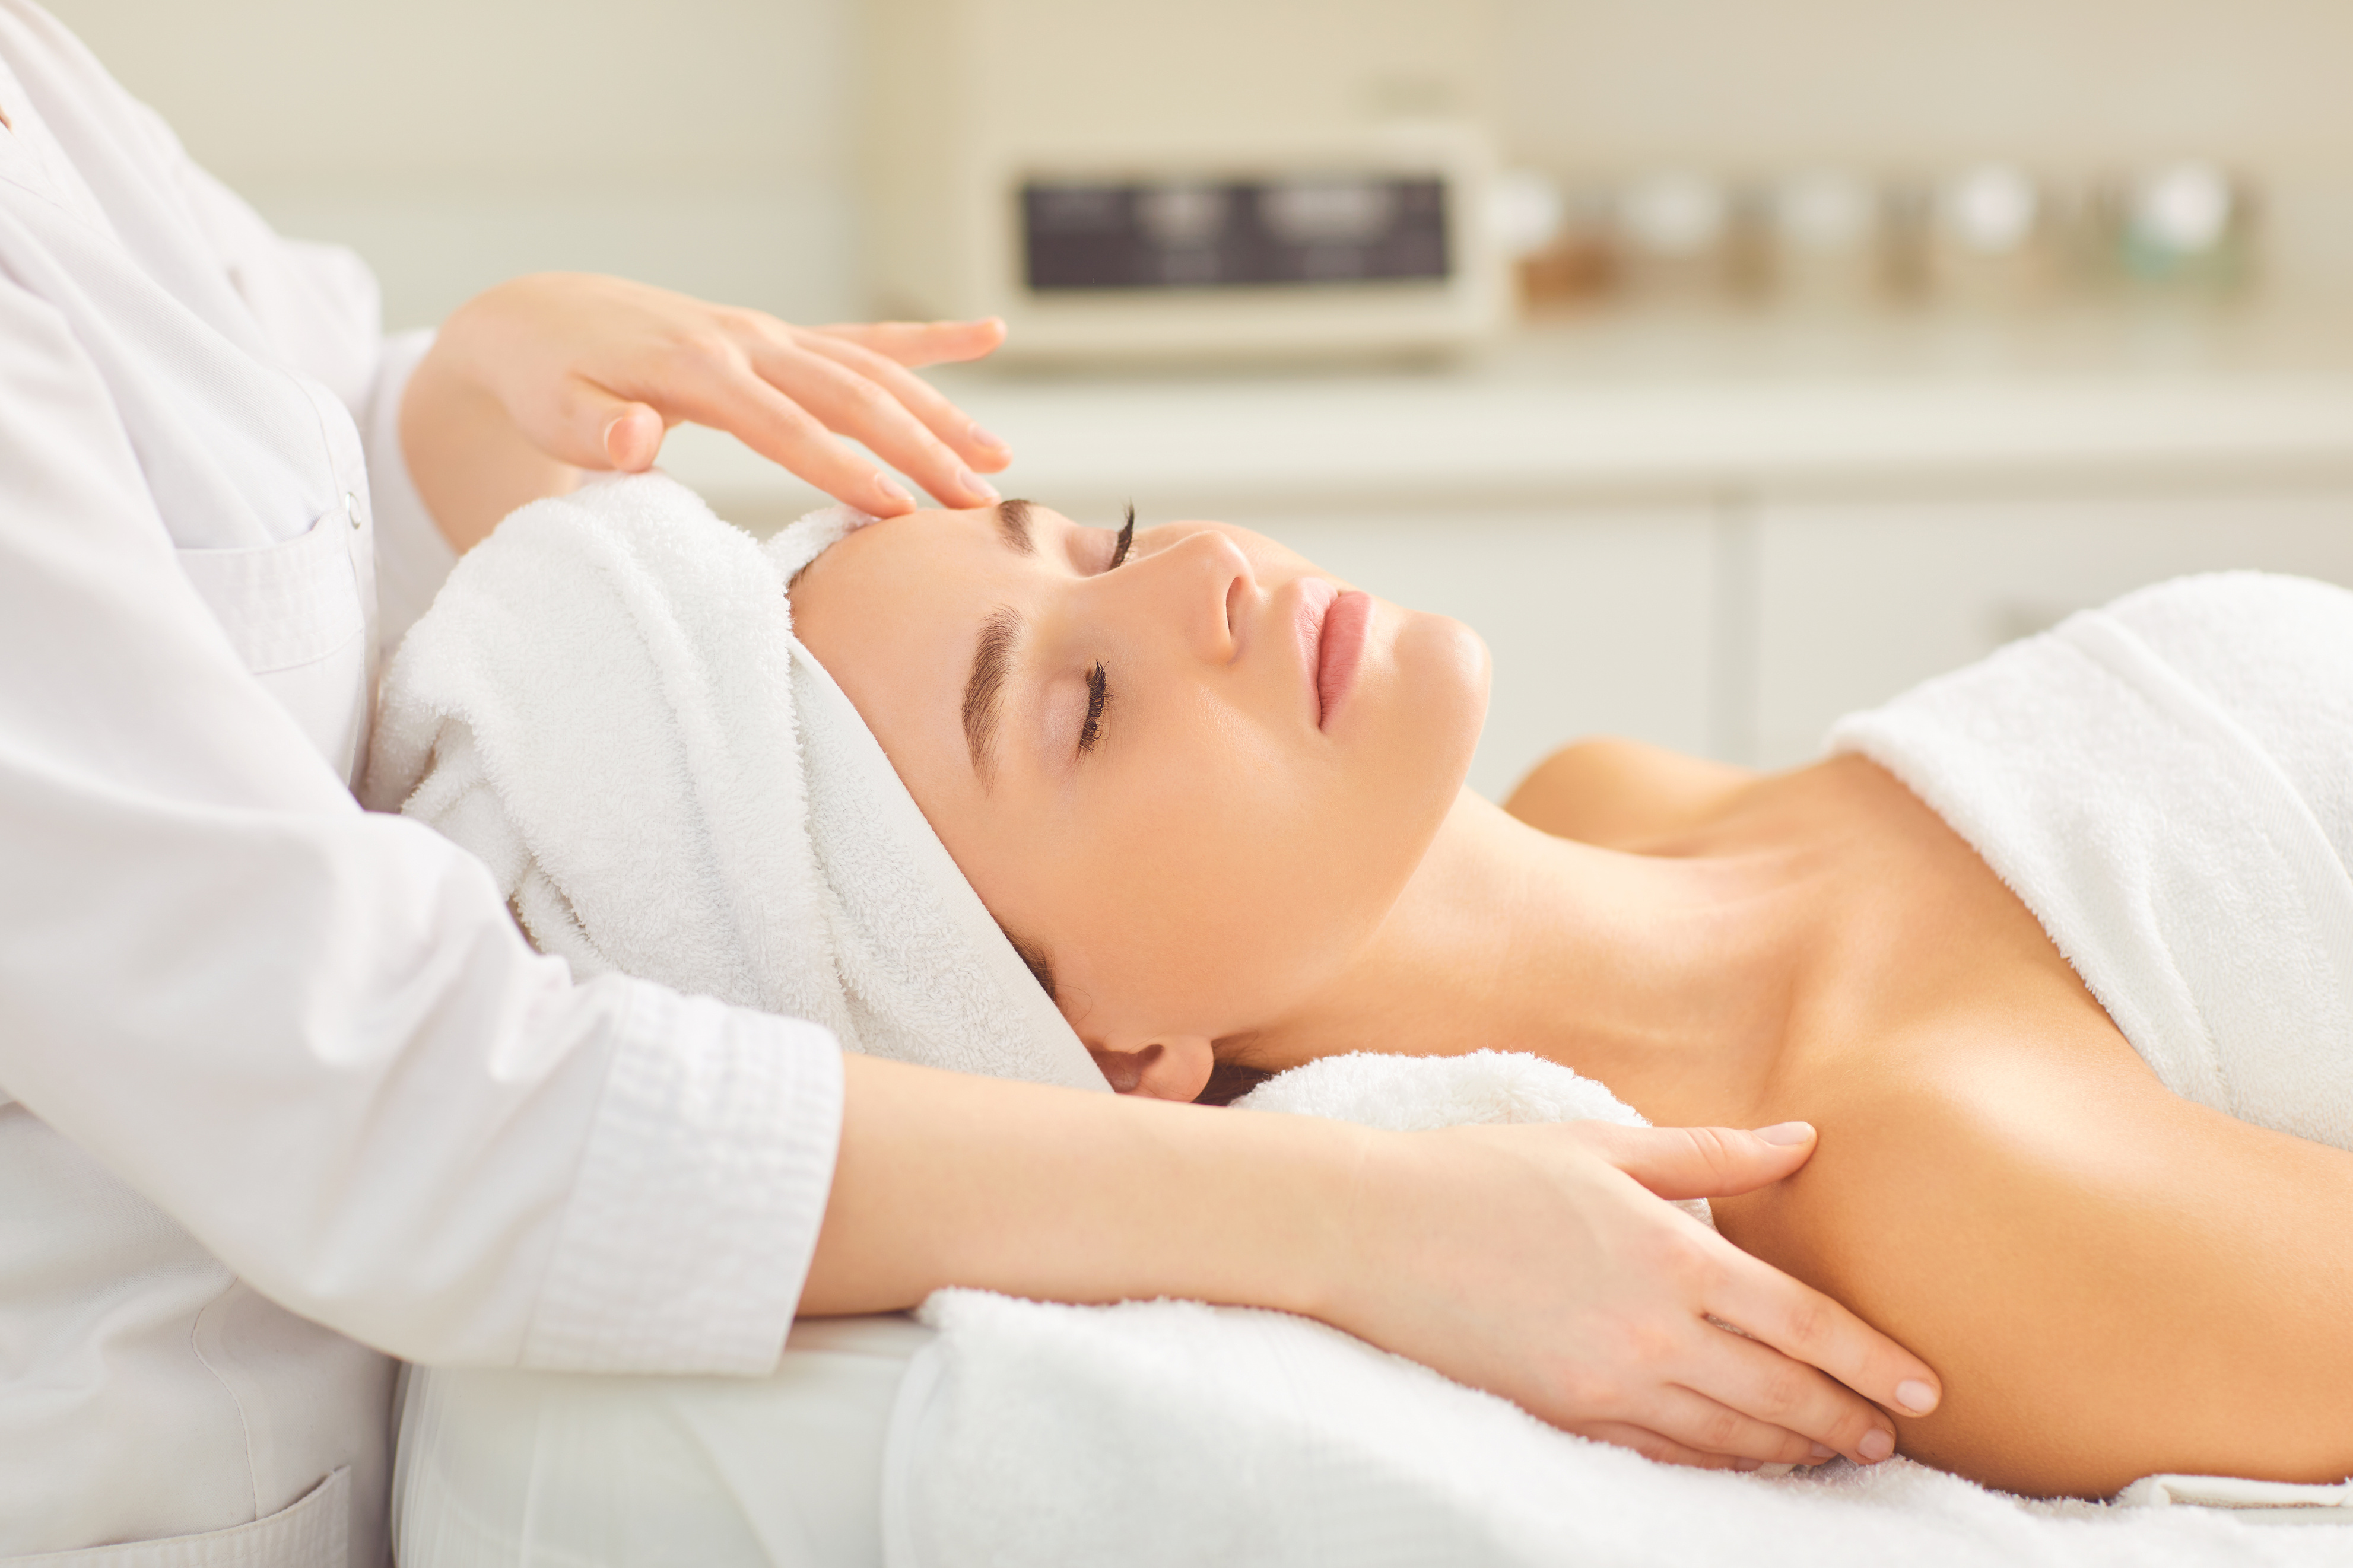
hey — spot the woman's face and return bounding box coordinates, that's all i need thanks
[790,501,1486,1098]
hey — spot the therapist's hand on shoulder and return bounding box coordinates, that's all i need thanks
[1337,1118,1940,1471]
[400,272,1011,551]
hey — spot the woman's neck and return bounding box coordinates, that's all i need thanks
[1228,790,1829,1128]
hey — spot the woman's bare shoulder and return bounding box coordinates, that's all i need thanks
[1723,1019,2353,1497]
[1501,738,1760,849]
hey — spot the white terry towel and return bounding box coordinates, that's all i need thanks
[1831,571,2353,1152]
[893,1298,2342,1568]
[361,471,1103,1091]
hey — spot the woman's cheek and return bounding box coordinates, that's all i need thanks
[1074,747,1327,1025]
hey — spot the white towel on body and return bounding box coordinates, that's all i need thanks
[1830,571,2353,1151]
[361,471,1102,1091]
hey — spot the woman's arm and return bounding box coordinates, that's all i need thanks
[1726,1025,2353,1497]
[805,1055,1941,1472]
[399,273,1014,552]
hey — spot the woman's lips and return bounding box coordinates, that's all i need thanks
[1314,587,1371,730]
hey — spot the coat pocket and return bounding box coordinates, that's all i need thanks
[0,1468,348,1568]
[175,501,373,784]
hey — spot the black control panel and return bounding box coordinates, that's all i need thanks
[1022,175,1450,292]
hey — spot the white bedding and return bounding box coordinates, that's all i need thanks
[891,1287,2345,1568]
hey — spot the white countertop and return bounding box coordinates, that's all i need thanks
[663,301,2353,521]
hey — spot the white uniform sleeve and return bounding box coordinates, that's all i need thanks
[0,271,842,1374]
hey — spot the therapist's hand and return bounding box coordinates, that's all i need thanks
[401,272,1012,552]
[1332,1118,1941,1471]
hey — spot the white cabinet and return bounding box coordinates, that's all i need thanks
[1746,489,2353,766]
[1258,505,1718,799]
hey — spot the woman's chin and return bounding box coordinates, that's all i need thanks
[1392,609,1489,759]
[1339,608,1485,814]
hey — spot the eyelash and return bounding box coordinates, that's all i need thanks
[1078,505,1133,757]
[1078,661,1108,755]
[1108,502,1135,570]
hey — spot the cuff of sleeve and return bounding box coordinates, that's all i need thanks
[363,328,458,653]
[520,981,845,1375]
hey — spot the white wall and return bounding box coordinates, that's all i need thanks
[47,0,862,329]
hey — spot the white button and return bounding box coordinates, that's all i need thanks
[345,491,363,530]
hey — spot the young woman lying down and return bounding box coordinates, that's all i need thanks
[782,497,2353,1502]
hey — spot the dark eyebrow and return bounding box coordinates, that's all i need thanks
[995,497,1036,555]
[963,605,1023,781]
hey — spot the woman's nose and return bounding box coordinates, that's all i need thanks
[1124,528,1254,663]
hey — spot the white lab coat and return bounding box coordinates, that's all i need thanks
[0,5,845,1561]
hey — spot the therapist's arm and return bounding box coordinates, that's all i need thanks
[807,1055,1939,1472]
[399,273,1012,551]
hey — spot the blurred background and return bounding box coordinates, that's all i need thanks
[53,0,2353,793]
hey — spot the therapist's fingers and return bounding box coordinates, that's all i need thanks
[653,359,924,516]
[813,316,1007,370]
[1679,1319,1904,1466]
[1568,1420,1774,1472]
[1572,1121,1939,1448]
[1581,1120,1817,1203]
[789,330,1012,473]
[540,374,668,473]
[1610,1381,1831,1467]
[748,340,1000,508]
[1704,1243,1941,1430]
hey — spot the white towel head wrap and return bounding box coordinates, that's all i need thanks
[361,471,1106,1092]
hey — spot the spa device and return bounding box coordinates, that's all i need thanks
[861,0,1505,363]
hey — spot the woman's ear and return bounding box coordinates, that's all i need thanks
[1088,1036,1216,1101]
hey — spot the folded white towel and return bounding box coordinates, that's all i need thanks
[361,471,1102,1091]
[2117,1472,2353,1525]
[1830,571,2353,1152]
[1230,1046,1711,1226]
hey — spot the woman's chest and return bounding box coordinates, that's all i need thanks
[1780,766,2145,1103]
[1702,771,2157,1246]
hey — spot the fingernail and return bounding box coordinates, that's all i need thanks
[1755,1121,1815,1146]
[1811,1443,1836,1461]
[970,422,1009,451]
[601,412,642,466]
[1895,1379,1939,1415]
[1857,1428,1895,1463]
[875,474,913,505]
[958,467,1001,502]
[1733,1458,1762,1472]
